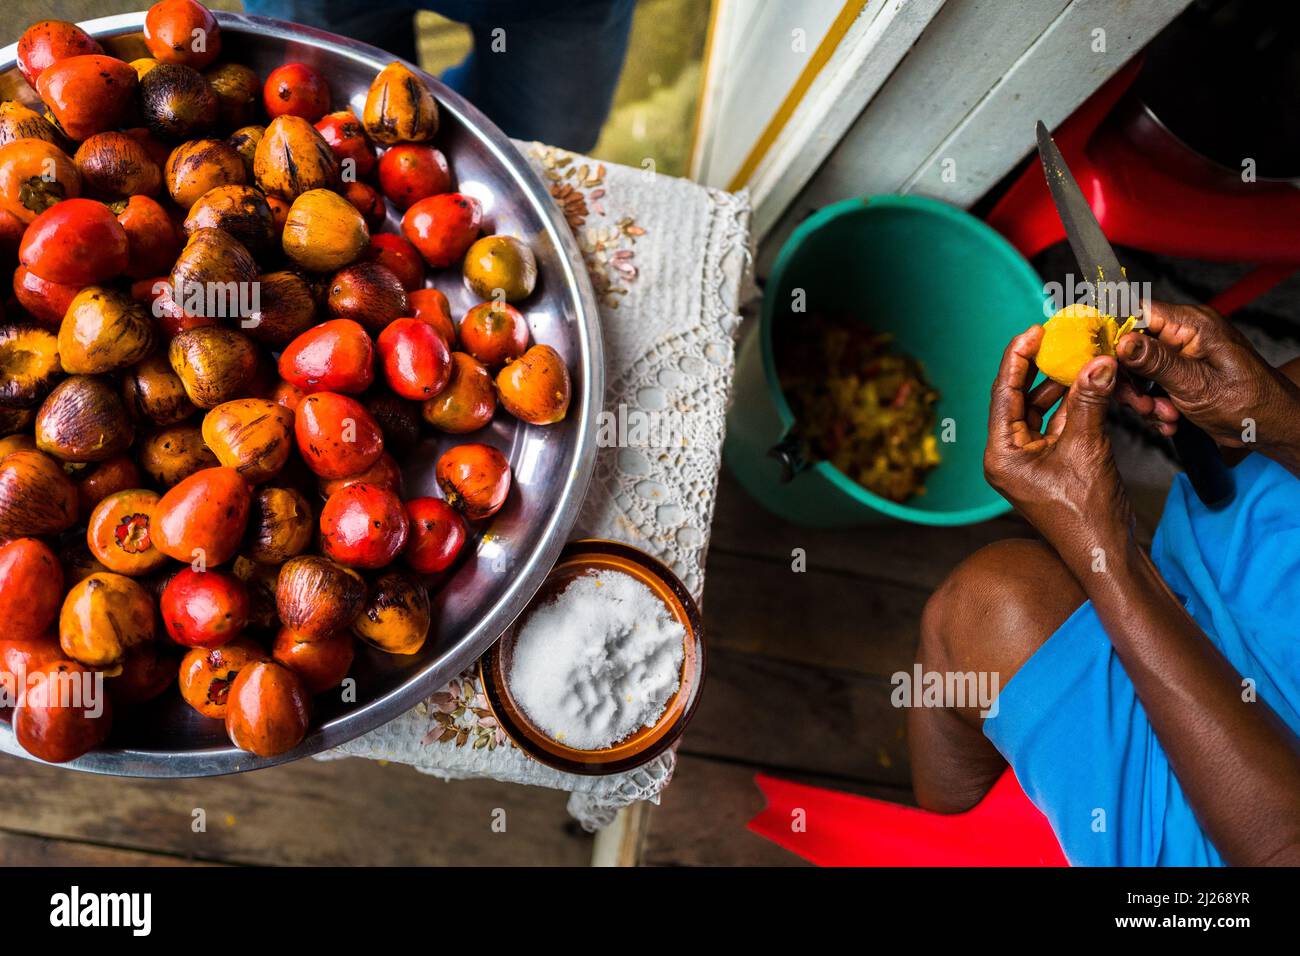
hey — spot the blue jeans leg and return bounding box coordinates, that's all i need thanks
[444,0,636,152]
[243,0,420,64]
[243,0,636,152]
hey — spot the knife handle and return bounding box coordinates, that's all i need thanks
[1147,382,1235,508]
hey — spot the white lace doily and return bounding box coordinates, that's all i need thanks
[317,143,753,830]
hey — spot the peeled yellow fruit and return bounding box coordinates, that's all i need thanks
[1036,304,1136,385]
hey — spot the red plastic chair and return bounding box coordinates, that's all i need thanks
[987,57,1300,316]
[748,768,1068,867]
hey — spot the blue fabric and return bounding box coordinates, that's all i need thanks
[243,0,635,152]
[984,453,1300,866]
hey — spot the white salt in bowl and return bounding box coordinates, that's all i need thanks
[481,539,705,775]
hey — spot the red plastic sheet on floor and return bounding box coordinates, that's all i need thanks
[748,769,1068,867]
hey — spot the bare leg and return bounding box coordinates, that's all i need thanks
[909,539,1085,812]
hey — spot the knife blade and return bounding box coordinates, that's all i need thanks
[1034,121,1145,327]
[1034,120,1233,508]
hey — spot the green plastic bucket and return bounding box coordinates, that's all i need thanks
[724,195,1048,527]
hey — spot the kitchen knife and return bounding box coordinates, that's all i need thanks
[1034,120,1234,508]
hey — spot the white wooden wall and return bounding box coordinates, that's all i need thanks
[689,0,1193,274]
[691,0,851,188]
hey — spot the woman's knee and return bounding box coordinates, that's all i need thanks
[921,538,1084,683]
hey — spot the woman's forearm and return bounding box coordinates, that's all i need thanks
[1060,533,1300,865]
[1258,360,1300,477]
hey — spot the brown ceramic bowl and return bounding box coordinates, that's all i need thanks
[481,539,705,775]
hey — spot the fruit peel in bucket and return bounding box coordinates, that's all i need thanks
[1036,303,1138,385]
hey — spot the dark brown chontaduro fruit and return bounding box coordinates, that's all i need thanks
[58,286,156,375]
[73,131,162,199]
[74,454,140,521]
[169,326,260,409]
[35,376,134,463]
[275,554,367,641]
[59,539,109,587]
[204,62,259,129]
[0,101,63,148]
[231,555,281,631]
[121,351,196,425]
[0,449,77,536]
[183,183,275,256]
[0,323,61,408]
[227,124,264,179]
[164,138,247,210]
[253,115,339,201]
[170,228,258,319]
[139,62,218,141]
[245,485,313,564]
[107,640,179,706]
[327,261,408,335]
[363,392,422,454]
[137,424,218,488]
[242,271,317,346]
[0,406,37,436]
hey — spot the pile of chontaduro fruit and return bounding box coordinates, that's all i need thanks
[0,0,573,763]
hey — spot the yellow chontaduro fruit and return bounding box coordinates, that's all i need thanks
[1035,303,1137,385]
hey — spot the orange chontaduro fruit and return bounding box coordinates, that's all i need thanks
[1035,304,1137,386]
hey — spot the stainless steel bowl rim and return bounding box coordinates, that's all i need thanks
[0,11,603,777]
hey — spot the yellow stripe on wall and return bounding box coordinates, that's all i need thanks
[726,0,868,193]
[687,0,725,177]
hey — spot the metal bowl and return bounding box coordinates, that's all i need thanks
[0,12,602,776]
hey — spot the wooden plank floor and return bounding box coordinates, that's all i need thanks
[0,470,1026,866]
[639,472,1029,864]
[0,756,592,867]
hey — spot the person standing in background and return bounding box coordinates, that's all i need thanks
[242,0,636,152]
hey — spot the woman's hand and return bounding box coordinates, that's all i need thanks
[1117,301,1300,451]
[984,326,1132,564]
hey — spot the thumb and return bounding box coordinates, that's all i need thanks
[1117,332,1196,393]
[1061,356,1116,440]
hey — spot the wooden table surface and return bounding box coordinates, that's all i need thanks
[0,471,1031,866]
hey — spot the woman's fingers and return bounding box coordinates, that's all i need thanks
[1116,380,1180,422]
[988,327,1044,448]
[1152,395,1180,423]
[1117,331,1201,394]
[1115,377,1153,416]
[1139,301,1212,357]
[1026,378,1066,431]
[1060,356,1118,442]
[1116,378,1180,437]
[1046,400,1068,438]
